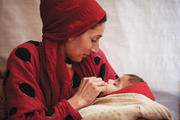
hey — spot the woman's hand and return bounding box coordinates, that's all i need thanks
[68,77,107,110]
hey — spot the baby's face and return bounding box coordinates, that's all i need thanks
[101,75,131,96]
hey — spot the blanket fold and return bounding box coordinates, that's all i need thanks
[79,93,172,120]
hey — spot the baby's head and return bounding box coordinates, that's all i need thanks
[102,74,144,96]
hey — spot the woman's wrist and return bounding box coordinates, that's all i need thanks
[68,95,86,110]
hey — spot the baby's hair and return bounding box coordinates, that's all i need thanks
[124,74,144,84]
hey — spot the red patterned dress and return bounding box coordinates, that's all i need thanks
[4,40,117,120]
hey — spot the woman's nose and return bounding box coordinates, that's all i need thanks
[90,43,99,53]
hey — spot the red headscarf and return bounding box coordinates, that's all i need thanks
[39,0,106,107]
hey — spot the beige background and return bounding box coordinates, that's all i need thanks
[0,0,42,70]
[0,0,180,119]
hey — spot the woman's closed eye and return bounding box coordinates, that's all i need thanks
[91,39,97,43]
[91,35,102,43]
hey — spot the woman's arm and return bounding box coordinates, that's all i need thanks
[4,42,81,120]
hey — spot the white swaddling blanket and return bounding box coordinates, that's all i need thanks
[79,93,172,120]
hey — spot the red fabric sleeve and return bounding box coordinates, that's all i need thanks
[4,43,81,120]
[92,49,118,82]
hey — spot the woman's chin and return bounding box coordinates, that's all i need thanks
[71,57,83,63]
[71,55,88,62]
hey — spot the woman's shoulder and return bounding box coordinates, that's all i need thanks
[9,40,41,57]
[12,40,41,52]
[8,40,41,63]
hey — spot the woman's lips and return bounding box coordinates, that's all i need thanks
[83,54,89,58]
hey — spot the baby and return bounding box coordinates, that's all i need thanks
[101,74,155,101]
[79,74,172,120]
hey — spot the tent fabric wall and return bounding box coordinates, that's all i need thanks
[97,0,180,119]
[0,0,42,70]
[0,0,179,119]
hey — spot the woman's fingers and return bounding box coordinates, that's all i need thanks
[96,86,107,92]
[83,77,106,89]
[69,76,108,110]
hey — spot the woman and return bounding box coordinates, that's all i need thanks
[4,0,118,119]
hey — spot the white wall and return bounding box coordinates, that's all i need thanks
[98,0,180,119]
[0,0,42,70]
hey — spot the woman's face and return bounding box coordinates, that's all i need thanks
[63,23,105,62]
